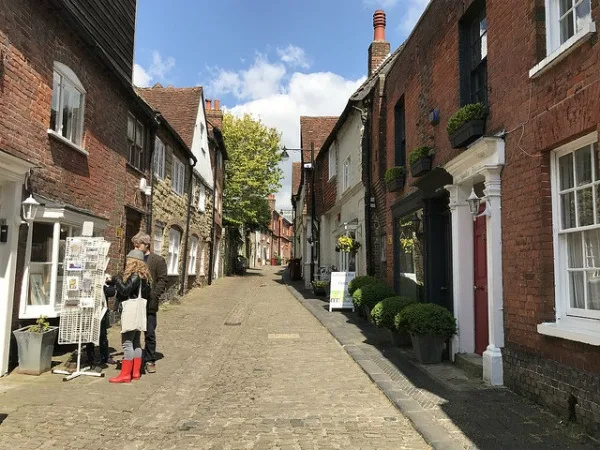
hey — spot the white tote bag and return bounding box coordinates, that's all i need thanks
[120,282,147,333]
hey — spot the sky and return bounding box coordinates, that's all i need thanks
[134,0,430,209]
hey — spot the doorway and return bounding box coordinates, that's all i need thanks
[125,208,142,258]
[474,204,489,355]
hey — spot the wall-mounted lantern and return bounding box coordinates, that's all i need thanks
[21,195,39,224]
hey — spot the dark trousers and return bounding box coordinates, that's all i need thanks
[143,313,157,363]
[86,311,110,363]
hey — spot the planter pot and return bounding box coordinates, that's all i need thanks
[12,326,59,375]
[411,334,445,364]
[363,305,372,323]
[356,304,365,317]
[376,327,394,344]
[449,119,485,149]
[392,329,412,347]
[410,157,432,177]
[313,287,327,296]
[386,176,405,193]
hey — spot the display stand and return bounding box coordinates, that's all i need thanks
[329,272,356,312]
[53,222,110,381]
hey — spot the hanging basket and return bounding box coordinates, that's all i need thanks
[337,235,361,253]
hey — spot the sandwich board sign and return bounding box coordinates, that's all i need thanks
[329,271,355,312]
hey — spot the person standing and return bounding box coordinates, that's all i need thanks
[110,249,151,383]
[132,232,167,374]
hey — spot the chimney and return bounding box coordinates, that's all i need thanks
[205,99,212,110]
[368,10,390,76]
[268,194,276,212]
[206,98,224,129]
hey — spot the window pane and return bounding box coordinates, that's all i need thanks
[29,264,52,306]
[567,232,583,268]
[577,188,594,226]
[569,271,585,308]
[51,72,61,132]
[559,0,572,16]
[584,228,600,268]
[561,192,576,229]
[559,153,574,190]
[576,0,591,33]
[61,83,83,143]
[575,145,592,186]
[480,18,488,59]
[127,116,135,141]
[31,223,54,262]
[560,14,575,43]
[136,121,144,147]
[587,270,600,310]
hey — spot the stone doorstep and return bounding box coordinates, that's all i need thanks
[454,353,483,380]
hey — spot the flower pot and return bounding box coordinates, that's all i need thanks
[313,287,327,296]
[410,333,445,364]
[449,119,485,149]
[386,176,405,193]
[392,329,412,347]
[410,157,432,177]
[12,326,59,375]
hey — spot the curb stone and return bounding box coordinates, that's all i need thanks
[285,283,466,450]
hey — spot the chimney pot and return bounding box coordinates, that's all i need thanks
[373,10,386,41]
[206,99,212,110]
[214,99,220,110]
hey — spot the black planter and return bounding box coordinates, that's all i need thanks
[313,286,327,296]
[449,119,485,149]
[410,334,445,364]
[385,176,405,193]
[410,157,432,177]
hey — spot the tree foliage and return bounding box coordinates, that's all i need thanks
[222,113,283,229]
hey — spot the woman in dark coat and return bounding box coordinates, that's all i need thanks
[109,249,152,383]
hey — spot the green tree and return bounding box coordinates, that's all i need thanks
[222,113,283,229]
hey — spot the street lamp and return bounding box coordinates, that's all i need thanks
[22,195,40,224]
[281,142,316,282]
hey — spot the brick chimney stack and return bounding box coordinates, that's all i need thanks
[368,10,390,76]
[268,194,276,212]
[206,97,223,129]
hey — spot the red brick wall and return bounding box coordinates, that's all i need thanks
[1,1,149,321]
[315,149,337,217]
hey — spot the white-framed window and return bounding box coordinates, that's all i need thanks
[154,138,166,179]
[546,0,593,55]
[342,157,351,191]
[19,214,106,319]
[199,241,206,276]
[198,182,206,212]
[329,143,337,180]
[50,62,86,146]
[127,114,145,170]
[153,225,164,255]
[172,156,185,195]
[551,133,600,321]
[167,228,181,275]
[189,236,198,274]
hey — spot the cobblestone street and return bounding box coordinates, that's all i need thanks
[0,267,428,450]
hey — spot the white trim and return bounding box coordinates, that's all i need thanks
[530,20,595,79]
[538,317,600,345]
[167,228,181,276]
[51,62,86,147]
[154,137,166,180]
[54,62,86,93]
[47,129,88,156]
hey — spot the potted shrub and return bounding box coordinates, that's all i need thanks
[447,102,486,149]
[396,303,457,364]
[312,280,329,296]
[12,315,59,375]
[352,282,396,323]
[348,275,378,296]
[408,146,433,177]
[371,296,416,344]
[384,166,406,192]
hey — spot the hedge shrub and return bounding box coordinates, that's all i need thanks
[371,296,416,330]
[348,275,379,296]
[353,283,396,310]
[394,303,457,338]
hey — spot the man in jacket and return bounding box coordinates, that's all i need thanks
[132,232,168,374]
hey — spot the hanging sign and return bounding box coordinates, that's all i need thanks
[329,271,355,312]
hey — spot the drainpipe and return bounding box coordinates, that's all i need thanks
[179,157,197,295]
[358,103,373,276]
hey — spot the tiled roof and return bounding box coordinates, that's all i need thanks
[300,116,338,159]
[292,162,302,197]
[136,85,203,148]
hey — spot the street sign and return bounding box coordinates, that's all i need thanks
[329,271,355,312]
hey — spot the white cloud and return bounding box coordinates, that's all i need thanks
[398,0,430,36]
[277,45,310,69]
[132,51,176,87]
[207,53,365,209]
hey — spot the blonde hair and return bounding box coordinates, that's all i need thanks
[123,258,151,282]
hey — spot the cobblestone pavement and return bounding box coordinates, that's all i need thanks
[0,267,428,450]
[286,278,600,450]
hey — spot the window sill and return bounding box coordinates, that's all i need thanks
[537,317,600,345]
[167,272,179,277]
[126,163,146,176]
[47,129,88,156]
[529,22,596,79]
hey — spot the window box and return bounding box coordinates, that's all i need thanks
[449,119,486,149]
[408,146,433,178]
[386,177,405,192]
[384,166,405,192]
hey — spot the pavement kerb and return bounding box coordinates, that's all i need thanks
[285,282,465,450]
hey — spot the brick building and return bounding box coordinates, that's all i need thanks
[0,0,158,375]
[353,0,600,433]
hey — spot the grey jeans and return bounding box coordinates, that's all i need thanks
[122,330,142,360]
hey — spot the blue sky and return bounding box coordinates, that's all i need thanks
[134,0,429,209]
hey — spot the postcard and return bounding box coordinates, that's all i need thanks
[66,260,83,271]
[67,276,79,291]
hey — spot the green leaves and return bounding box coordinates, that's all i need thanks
[222,113,283,229]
